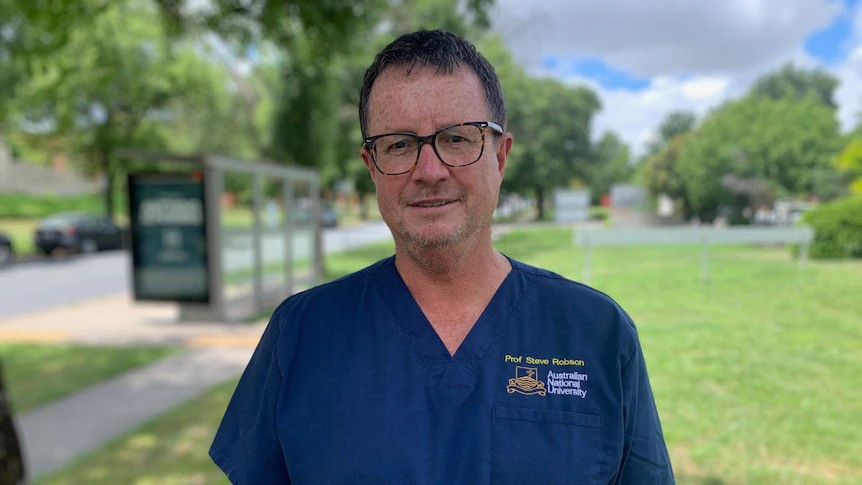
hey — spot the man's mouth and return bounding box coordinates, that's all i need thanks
[411,199,454,208]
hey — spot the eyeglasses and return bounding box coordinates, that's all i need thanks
[363,121,504,175]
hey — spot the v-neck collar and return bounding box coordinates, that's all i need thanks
[379,256,523,388]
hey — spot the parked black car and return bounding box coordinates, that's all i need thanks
[0,232,13,267]
[293,202,339,228]
[34,212,124,255]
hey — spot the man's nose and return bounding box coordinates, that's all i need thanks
[412,141,449,181]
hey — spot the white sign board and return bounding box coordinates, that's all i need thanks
[554,189,590,223]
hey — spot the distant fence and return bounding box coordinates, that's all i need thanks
[0,141,102,195]
[573,226,815,284]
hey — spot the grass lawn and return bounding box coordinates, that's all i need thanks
[0,218,39,256]
[0,343,176,413]
[40,226,862,484]
[502,227,862,484]
[37,380,238,485]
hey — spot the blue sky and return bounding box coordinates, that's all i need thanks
[493,0,862,154]
[805,0,858,63]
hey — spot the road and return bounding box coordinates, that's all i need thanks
[0,222,392,320]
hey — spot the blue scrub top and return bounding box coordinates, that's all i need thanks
[210,256,674,484]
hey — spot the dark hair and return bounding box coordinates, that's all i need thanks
[358,30,506,138]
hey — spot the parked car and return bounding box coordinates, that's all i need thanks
[34,212,124,255]
[0,232,13,267]
[293,202,339,228]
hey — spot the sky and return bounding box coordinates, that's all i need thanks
[490,0,862,156]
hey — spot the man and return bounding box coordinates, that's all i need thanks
[1,360,25,485]
[211,30,674,484]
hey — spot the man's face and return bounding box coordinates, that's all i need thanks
[362,66,512,250]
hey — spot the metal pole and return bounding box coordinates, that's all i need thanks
[583,238,591,285]
[701,229,710,282]
[252,174,264,312]
[311,180,324,282]
[283,179,295,295]
[205,162,225,320]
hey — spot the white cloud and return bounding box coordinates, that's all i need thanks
[585,75,737,157]
[834,46,862,131]
[491,0,839,76]
[833,7,862,131]
[489,0,859,154]
[682,77,729,100]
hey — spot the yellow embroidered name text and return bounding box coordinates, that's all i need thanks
[552,358,585,366]
[504,354,523,363]
[526,356,549,365]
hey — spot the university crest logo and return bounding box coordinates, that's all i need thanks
[506,366,547,396]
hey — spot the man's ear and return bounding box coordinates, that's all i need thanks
[361,147,378,183]
[495,132,513,176]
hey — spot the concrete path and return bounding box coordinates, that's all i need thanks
[0,290,269,480]
[20,347,254,479]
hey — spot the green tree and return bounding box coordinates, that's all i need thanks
[676,96,842,221]
[644,110,696,155]
[478,34,600,219]
[504,77,600,219]
[14,1,242,218]
[586,132,633,204]
[642,134,694,217]
[750,63,839,108]
[836,136,862,194]
[0,1,111,99]
[639,111,698,216]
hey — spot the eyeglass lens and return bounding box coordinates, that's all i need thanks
[373,125,485,174]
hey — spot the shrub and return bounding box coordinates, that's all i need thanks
[802,194,862,259]
[589,206,610,222]
[0,193,103,218]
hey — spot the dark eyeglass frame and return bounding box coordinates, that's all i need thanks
[363,121,504,175]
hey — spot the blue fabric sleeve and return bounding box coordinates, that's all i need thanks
[616,340,675,484]
[210,319,290,485]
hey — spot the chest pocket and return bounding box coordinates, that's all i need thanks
[491,405,603,485]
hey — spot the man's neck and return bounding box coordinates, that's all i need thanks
[393,230,512,355]
[393,232,509,296]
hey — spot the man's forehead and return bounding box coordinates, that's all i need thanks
[375,63,472,84]
[368,65,484,106]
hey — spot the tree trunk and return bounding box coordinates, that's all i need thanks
[535,187,545,221]
[100,147,115,221]
[358,191,370,220]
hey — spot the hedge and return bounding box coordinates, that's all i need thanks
[802,194,862,259]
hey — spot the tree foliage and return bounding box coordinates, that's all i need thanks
[749,63,839,108]
[481,35,602,219]
[504,77,600,218]
[13,1,256,218]
[675,95,841,221]
[642,64,848,222]
[802,194,862,259]
[836,136,862,194]
[0,1,114,127]
[644,110,696,156]
[586,132,633,204]
[151,0,386,54]
[642,133,693,217]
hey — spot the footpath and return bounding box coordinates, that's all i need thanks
[0,220,532,481]
[1,293,268,481]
